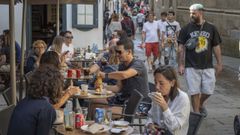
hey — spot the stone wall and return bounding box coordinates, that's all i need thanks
[153,0,240,58]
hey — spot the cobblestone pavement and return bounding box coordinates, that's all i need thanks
[133,31,240,135]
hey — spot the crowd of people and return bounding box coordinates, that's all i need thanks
[99,2,222,134]
[3,1,223,135]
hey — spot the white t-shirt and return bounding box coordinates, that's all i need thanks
[142,21,159,43]
[146,89,190,135]
[158,19,166,39]
[108,21,122,34]
[162,21,181,38]
[61,43,74,61]
[136,13,145,23]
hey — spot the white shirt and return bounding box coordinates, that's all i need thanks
[146,89,190,135]
[108,21,122,34]
[162,21,181,38]
[142,21,159,43]
[158,19,166,40]
[61,43,74,61]
[136,13,145,23]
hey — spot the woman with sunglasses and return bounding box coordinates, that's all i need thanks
[145,66,190,135]
[25,40,47,73]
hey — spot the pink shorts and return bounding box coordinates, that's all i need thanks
[145,42,159,57]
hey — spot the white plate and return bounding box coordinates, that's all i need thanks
[81,125,110,134]
[113,121,129,127]
[110,127,128,133]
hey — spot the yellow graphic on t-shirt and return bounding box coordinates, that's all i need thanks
[195,36,208,53]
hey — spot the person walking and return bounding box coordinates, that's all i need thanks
[178,3,222,116]
[161,11,181,66]
[157,11,167,65]
[121,12,135,39]
[142,12,160,72]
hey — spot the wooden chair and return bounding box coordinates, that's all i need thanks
[187,112,204,135]
[0,104,15,135]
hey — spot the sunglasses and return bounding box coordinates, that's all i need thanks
[65,36,73,39]
[115,49,122,54]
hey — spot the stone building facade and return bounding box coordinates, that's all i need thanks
[152,0,240,58]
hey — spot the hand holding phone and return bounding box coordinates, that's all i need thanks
[63,50,70,55]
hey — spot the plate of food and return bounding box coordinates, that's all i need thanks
[93,91,102,95]
[113,120,129,127]
[106,90,113,95]
[81,123,110,134]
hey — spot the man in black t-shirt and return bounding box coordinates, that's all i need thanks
[99,38,149,104]
[178,4,222,116]
[89,38,149,117]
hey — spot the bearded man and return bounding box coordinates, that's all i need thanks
[177,4,222,117]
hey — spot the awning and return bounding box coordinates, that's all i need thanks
[0,0,97,4]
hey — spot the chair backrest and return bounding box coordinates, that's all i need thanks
[148,82,156,93]
[124,89,143,123]
[24,71,33,87]
[2,88,11,106]
[2,87,19,106]
[24,71,33,96]
[187,112,204,135]
[0,104,15,135]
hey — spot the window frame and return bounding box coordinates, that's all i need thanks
[72,2,98,30]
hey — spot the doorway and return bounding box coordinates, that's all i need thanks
[28,4,63,48]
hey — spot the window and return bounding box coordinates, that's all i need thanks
[72,2,98,30]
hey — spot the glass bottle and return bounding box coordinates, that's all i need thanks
[64,100,74,131]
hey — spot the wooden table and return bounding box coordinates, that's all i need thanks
[54,122,134,135]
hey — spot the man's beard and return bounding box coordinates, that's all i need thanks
[191,16,200,24]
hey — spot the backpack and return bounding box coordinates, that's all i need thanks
[122,20,133,37]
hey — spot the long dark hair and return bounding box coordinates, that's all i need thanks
[27,64,63,104]
[40,51,60,69]
[154,66,179,101]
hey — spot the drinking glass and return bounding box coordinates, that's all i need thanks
[82,107,88,120]
[105,109,112,125]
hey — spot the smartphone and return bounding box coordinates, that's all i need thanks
[64,50,70,55]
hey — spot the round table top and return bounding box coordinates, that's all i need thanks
[54,123,134,135]
[73,91,115,99]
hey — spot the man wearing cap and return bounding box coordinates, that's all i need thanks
[178,4,222,116]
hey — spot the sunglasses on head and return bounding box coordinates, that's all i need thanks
[65,36,73,39]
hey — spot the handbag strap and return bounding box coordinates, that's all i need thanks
[198,21,205,36]
[166,21,176,32]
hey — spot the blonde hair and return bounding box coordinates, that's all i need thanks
[52,36,64,54]
[32,40,47,48]
[108,45,119,65]
[111,14,119,21]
